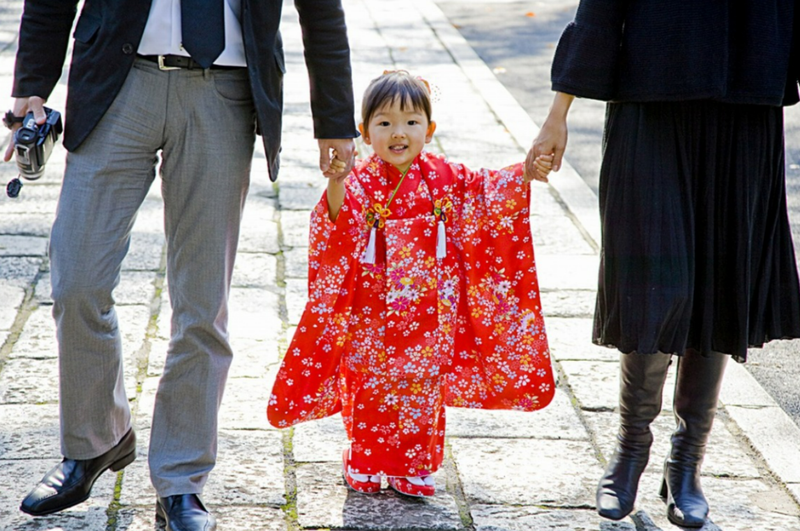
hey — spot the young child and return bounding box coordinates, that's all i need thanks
[268,71,555,497]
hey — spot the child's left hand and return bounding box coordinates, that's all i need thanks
[524,153,554,183]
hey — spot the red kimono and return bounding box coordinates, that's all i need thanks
[268,152,554,478]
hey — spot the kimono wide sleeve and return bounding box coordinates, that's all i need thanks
[267,178,368,428]
[445,161,556,411]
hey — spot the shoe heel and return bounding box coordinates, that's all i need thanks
[110,450,136,472]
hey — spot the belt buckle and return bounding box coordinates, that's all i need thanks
[157,55,180,71]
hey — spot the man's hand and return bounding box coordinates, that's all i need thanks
[4,96,46,162]
[318,138,356,181]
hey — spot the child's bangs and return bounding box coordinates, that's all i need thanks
[362,73,432,125]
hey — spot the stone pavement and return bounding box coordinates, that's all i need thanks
[1,0,800,529]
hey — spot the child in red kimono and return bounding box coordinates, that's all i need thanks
[268,71,556,497]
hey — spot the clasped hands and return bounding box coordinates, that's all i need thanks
[318,138,355,182]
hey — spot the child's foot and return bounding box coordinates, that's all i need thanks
[341,448,381,494]
[387,474,435,497]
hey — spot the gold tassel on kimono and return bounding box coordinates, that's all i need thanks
[363,203,390,264]
[433,197,453,260]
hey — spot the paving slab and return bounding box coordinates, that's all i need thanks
[232,252,279,289]
[121,231,165,272]
[469,506,634,531]
[228,336,282,378]
[0,356,59,404]
[450,438,599,507]
[115,272,159,306]
[0,403,60,459]
[0,213,54,238]
[282,247,308,279]
[546,317,619,362]
[0,460,118,527]
[0,235,47,257]
[0,282,24,332]
[284,278,307,326]
[278,181,327,211]
[536,255,599,291]
[295,462,464,530]
[238,195,280,255]
[292,414,351,463]
[227,287,284,341]
[530,213,596,256]
[0,256,42,287]
[540,289,595,319]
[280,210,312,249]
[446,389,587,440]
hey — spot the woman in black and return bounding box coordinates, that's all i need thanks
[528,1,800,527]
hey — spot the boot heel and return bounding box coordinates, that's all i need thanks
[155,500,166,522]
[659,477,668,500]
[110,450,136,472]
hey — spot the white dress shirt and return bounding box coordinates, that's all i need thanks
[138,0,247,67]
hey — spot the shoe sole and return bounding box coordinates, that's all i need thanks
[387,477,435,498]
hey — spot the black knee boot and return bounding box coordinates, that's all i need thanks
[596,352,673,520]
[660,349,728,528]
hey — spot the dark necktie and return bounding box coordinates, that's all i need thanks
[181,0,225,68]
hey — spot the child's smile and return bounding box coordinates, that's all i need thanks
[360,98,436,173]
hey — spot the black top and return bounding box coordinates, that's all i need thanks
[551,0,799,106]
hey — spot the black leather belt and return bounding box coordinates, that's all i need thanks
[138,54,244,71]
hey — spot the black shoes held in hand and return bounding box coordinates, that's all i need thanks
[157,494,217,531]
[20,428,136,516]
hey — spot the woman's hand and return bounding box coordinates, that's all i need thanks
[524,92,574,183]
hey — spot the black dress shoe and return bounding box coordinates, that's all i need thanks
[20,428,136,516]
[156,494,217,531]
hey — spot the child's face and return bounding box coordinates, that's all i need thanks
[360,98,436,173]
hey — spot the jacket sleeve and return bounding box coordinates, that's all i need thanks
[293,0,358,139]
[12,0,79,99]
[551,0,628,101]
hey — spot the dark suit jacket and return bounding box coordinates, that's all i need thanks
[551,0,800,106]
[12,0,358,180]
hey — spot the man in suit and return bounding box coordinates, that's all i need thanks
[3,0,357,529]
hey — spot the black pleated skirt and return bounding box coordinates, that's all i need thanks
[594,101,800,362]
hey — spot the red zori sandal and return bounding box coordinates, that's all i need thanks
[387,474,435,497]
[341,449,381,494]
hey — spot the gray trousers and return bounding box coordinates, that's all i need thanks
[50,58,256,496]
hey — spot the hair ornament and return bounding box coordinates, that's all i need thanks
[381,69,441,103]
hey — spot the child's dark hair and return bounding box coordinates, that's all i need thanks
[361,71,432,128]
